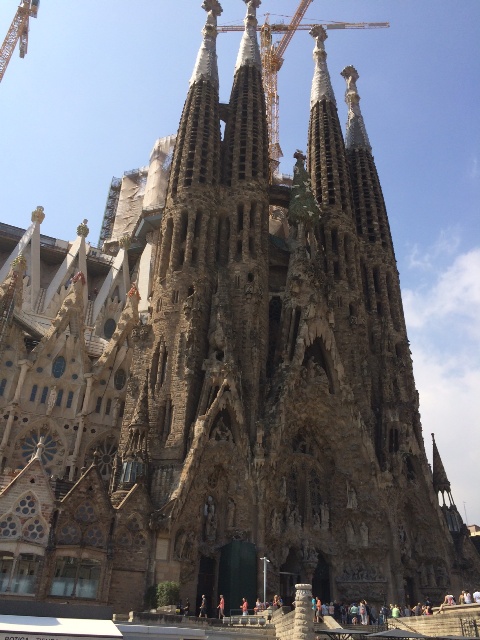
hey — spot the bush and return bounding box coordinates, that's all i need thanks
[156,581,180,608]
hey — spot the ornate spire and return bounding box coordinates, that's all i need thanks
[235,0,262,73]
[288,150,321,228]
[341,65,371,151]
[310,25,336,107]
[431,433,451,495]
[190,0,223,87]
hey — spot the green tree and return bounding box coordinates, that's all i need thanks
[156,581,180,607]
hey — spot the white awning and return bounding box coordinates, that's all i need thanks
[0,615,122,640]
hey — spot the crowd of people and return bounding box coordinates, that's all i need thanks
[187,588,480,620]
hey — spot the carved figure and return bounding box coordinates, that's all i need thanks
[226,497,235,529]
[345,520,355,545]
[271,509,281,533]
[204,495,217,542]
[320,502,330,530]
[346,481,358,509]
[359,521,368,547]
[46,385,57,415]
[312,511,320,531]
[212,416,232,441]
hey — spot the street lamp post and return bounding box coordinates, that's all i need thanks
[260,556,270,606]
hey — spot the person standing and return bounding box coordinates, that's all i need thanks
[217,594,225,619]
[199,594,207,618]
[241,597,248,616]
[391,604,400,619]
[184,599,190,616]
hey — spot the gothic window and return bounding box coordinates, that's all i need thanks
[84,525,105,548]
[75,501,97,524]
[30,385,38,402]
[50,557,101,599]
[22,517,46,542]
[57,522,81,545]
[114,368,126,390]
[1,553,41,594]
[104,318,116,340]
[0,514,20,538]
[0,379,7,397]
[14,494,37,517]
[52,356,66,379]
[66,391,74,409]
[40,386,49,403]
[95,396,102,413]
[55,389,63,407]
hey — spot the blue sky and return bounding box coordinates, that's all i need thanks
[0,1,479,524]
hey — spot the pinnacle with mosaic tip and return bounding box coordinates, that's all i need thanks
[341,65,371,151]
[310,25,336,107]
[190,0,222,87]
[235,0,261,72]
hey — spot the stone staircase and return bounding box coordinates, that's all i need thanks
[385,602,480,637]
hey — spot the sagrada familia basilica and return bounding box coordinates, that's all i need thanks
[0,0,478,615]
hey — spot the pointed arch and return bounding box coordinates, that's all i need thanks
[56,520,81,545]
[0,513,21,539]
[13,491,39,518]
[22,515,48,543]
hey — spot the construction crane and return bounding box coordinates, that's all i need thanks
[0,0,40,84]
[218,2,389,178]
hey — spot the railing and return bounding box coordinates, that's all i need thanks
[224,609,269,626]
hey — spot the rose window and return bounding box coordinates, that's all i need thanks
[127,516,141,531]
[20,432,59,470]
[57,522,81,545]
[133,533,147,548]
[116,529,131,547]
[84,525,105,548]
[15,494,37,517]
[75,501,97,523]
[23,518,45,541]
[0,514,19,538]
[86,439,117,479]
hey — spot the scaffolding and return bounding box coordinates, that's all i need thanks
[98,177,122,248]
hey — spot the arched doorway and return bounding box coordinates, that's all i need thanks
[196,555,216,618]
[312,553,330,603]
[280,548,302,607]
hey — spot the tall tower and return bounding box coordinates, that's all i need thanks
[117,0,223,492]
[341,65,422,470]
[220,0,270,441]
[306,27,370,414]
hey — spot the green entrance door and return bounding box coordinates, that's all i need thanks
[218,541,257,615]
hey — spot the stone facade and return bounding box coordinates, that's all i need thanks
[0,0,479,617]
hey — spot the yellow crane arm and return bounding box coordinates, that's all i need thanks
[276,0,314,61]
[0,0,39,83]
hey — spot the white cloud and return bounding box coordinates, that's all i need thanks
[406,228,461,271]
[403,246,480,525]
[404,247,480,340]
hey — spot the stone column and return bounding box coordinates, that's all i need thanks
[12,359,32,403]
[293,583,315,640]
[69,373,94,480]
[0,408,17,461]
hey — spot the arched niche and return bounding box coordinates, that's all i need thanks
[302,337,336,394]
